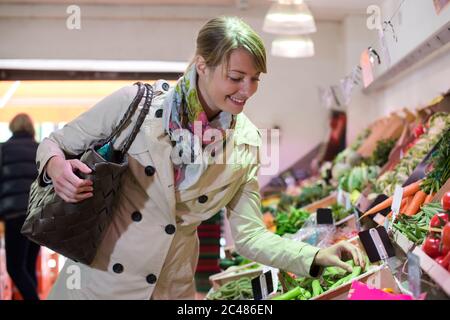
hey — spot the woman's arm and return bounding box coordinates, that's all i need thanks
[226,164,365,277]
[37,84,139,202]
[226,165,322,277]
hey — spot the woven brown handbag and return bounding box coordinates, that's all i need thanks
[21,82,154,265]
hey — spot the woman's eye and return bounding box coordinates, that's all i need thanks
[229,77,242,82]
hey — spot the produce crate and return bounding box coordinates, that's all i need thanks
[209,262,263,290]
[313,265,393,300]
[302,193,337,213]
[412,246,450,296]
[391,228,417,254]
[310,236,383,300]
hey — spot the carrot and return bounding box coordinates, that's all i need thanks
[423,193,435,205]
[360,180,422,219]
[401,180,423,197]
[399,196,413,214]
[404,190,427,216]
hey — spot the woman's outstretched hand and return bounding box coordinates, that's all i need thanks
[46,156,94,203]
[313,241,366,273]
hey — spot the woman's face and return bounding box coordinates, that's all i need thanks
[196,48,261,118]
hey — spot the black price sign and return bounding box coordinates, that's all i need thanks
[358,226,395,263]
[316,208,334,225]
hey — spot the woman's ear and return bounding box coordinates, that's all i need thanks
[195,55,207,76]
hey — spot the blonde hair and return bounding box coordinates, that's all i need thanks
[193,16,267,73]
[9,113,35,137]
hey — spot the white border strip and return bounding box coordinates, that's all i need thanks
[0,59,189,73]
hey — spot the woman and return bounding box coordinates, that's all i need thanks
[38,16,364,300]
[0,113,40,300]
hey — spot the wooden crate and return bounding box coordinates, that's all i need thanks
[209,262,263,290]
[302,193,337,213]
[412,246,450,297]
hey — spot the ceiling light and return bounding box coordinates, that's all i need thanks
[263,1,316,35]
[271,36,315,58]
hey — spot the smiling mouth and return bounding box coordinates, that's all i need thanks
[228,96,246,106]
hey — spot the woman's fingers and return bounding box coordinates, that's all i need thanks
[331,256,353,273]
[340,241,365,269]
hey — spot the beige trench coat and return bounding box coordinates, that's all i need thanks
[36,80,320,300]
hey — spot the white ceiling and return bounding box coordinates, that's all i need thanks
[1,0,386,21]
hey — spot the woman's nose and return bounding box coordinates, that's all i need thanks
[240,80,257,97]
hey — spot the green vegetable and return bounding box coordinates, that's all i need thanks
[271,287,302,300]
[375,113,450,196]
[367,139,396,167]
[329,266,362,289]
[275,207,310,236]
[393,202,443,244]
[330,203,353,221]
[421,129,450,194]
[207,277,254,300]
[312,279,323,297]
[339,164,380,193]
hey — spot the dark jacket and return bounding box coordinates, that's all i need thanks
[0,131,38,220]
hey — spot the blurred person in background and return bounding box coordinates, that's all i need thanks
[0,113,40,300]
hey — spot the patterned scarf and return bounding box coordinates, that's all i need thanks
[163,64,236,190]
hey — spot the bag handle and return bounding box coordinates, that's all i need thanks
[103,82,146,145]
[120,83,154,155]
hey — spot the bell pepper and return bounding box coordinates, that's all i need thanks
[442,222,450,256]
[422,235,441,259]
[442,192,450,212]
[435,251,450,269]
[429,213,449,229]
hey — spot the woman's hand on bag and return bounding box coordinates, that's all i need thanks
[46,156,94,203]
[313,241,366,273]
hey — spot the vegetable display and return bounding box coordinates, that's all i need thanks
[330,203,352,221]
[295,181,333,209]
[207,277,254,300]
[420,193,450,271]
[367,139,396,167]
[274,207,310,236]
[273,259,369,300]
[420,129,450,195]
[338,164,380,193]
[375,113,450,196]
[393,202,442,244]
[360,180,422,219]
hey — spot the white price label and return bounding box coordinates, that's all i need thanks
[390,185,404,230]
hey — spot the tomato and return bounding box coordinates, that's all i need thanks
[422,235,441,259]
[442,192,450,212]
[435,252,450,269]
[442,222,450,250]
[430,213,449,228]
[414,124,424,138]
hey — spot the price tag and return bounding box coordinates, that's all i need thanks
[407,252,421,299]
[337,188,344,205]
[251,270,274,300]
[389,185,404,230]
[373,213,386,226]
[358,226,396,263]
[316,208,334,225]
[345,193,352,210]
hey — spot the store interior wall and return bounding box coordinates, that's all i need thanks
[0,3,346,188]
[1,2,448,187]
[345,0,450,144]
